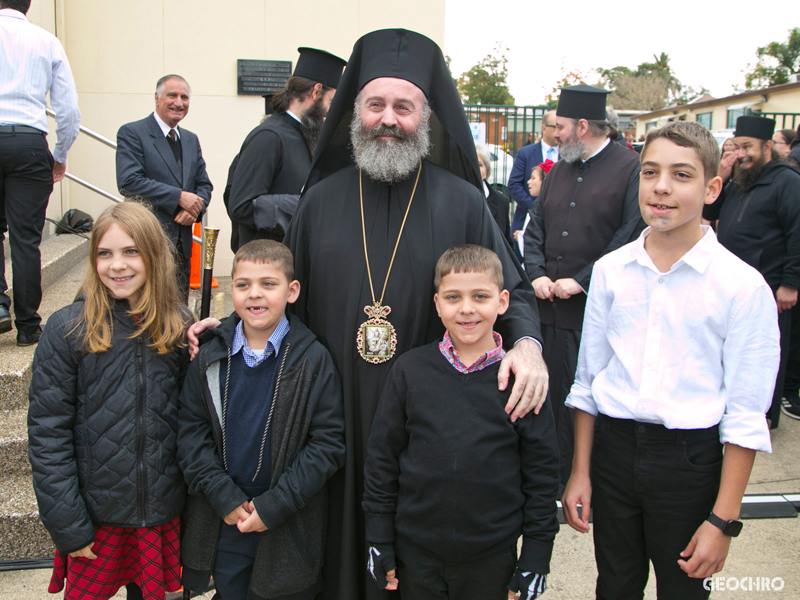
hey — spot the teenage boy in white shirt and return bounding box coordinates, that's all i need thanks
[562,121,780,600]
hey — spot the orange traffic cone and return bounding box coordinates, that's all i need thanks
[190,223,219,289]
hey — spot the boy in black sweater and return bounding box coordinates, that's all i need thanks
[362,245,559,600]
[177,240,345,600]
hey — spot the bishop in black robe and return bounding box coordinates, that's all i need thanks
[283,29,545,600]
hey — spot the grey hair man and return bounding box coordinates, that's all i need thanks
[116,74,213,299]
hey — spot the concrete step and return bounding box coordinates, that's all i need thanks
[3,233,88,313]
[0,473,53,560]
[0,408,28,476]
[0,257,87,412]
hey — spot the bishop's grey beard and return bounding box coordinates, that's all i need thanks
[301,97,326,155]
[350,111,431,184]
[558,131,588,163]
[733,150,769,192]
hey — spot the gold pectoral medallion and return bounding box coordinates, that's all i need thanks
[356,164,421,365]
[357,302,397,363]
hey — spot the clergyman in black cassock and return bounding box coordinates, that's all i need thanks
[283,29,545,600]
[523,85,644,494]
[227,48,346,248]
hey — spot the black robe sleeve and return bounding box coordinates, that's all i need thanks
[475,190,543,349]
[228,129,284,231]
[523,178,549,281]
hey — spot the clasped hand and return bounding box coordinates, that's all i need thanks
[224,501,268,533]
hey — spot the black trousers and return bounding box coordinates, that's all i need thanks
[782,301,800,396]
[768,308,791,427]
[394,535,516,600]
[591,415,722,600]
[541,323,581,495]
[175,240,190,303]
[0,130,53,334]
[213,524,319,600]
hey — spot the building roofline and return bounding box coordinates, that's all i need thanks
[633,81,800,122]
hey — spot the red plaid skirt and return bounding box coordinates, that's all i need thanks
[48,518,181,600]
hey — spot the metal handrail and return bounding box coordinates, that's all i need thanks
[46,107,116,149]
[64,172,122,203]
[46,109,203,244]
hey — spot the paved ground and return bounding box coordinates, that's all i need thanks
[3,279,798,598]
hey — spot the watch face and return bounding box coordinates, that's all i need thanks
[725,520,743,537]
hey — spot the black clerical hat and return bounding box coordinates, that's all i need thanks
[556,84,611,121]
[294,47,347,89]
[303,29,482,193]
[734,116,775,141]
[352,29,439,97]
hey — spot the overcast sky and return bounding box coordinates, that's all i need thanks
[444,1,798,105]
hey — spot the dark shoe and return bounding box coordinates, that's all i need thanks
[781,396,800,420]
[0,305,11,334]
[16,327,42,347]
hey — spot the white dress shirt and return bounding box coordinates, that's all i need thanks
[153,111,180,139]
[0,8,80,163]
[566,226,779,453]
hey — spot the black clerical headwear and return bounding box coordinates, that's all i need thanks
[303,28,482,192]
[734,116,775,141]
[294,47,347,89]
[556,84,611,121]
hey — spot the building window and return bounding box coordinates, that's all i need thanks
[727,109,744,129]
[697,112,712,129]
[646,122,657,131]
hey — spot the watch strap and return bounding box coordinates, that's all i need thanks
[707,511,742,537]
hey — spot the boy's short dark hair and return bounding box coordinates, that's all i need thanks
[232,240,294,281]
[641,122,720,183]
[434,245,503,290]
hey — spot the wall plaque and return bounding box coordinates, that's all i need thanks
[237,59,292,96]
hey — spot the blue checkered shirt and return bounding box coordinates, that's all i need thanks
[231,316,290,368]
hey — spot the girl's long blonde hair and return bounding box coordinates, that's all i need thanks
[78,201,188,354]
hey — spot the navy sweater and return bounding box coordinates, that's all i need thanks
[220,349,280,498]
[362,341,560,573]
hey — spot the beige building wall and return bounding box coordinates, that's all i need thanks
[635,88,800,139]
[30,0,445,272]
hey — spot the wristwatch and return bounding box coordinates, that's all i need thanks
[706,512,743,537]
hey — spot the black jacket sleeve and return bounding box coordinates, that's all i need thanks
[514,396,560,574]
[252,346,346,529]
[177,353,249,519]
[775,172,800,290]
[703,180,732,222]
[27,310,96,554]
[362,364,409,545]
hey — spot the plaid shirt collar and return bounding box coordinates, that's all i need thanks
[439,330,505,374]
[232,316,290,368]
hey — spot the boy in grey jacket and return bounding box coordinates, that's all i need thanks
[177,240,345,600]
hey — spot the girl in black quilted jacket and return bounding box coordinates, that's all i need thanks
[28,202,192,600]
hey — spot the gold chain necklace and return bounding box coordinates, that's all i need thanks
[356,162,422,363]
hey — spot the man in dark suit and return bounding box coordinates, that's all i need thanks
[116,74,213,299]
[507,110,559,259]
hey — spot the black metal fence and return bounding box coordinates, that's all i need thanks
[462,104,548,191]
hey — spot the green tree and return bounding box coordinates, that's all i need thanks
[596,52,698,110]
[457,45,515,105]
[743,28,800,89]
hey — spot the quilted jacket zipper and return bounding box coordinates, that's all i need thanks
[136,336,147,526]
